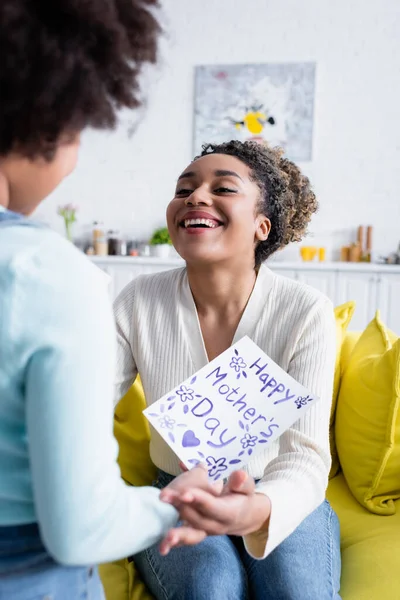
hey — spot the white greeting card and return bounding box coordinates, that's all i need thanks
[143,336,319,481]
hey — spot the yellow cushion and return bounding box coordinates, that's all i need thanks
[335,312,400,514]
[112,378,156,487]
[99,379,155,600]
[340,331,360,372]
[327,473,400,599]
[99,559,151,600]
[329,302,356,478]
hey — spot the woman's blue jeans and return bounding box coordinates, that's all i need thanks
[0,523,105,600]
[134,470,342,600]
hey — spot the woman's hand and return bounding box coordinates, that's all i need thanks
[159,470,271,555]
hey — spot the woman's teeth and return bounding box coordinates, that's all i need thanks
[184,218,218,229]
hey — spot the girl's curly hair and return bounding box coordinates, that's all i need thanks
[0,0,161,158]
[199,141,318,266]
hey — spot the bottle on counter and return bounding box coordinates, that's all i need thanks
[92,221,104,244]
[365,226,373,262]
[357,225,364,255]
[340,246,350,262]
[92,222,108,256]
[348,242,361,262]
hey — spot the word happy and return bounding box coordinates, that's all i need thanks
[207,360,296,406]
[249,358,296,404]
[182,363,287,449]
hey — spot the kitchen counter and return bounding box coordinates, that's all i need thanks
[91,255,400,274]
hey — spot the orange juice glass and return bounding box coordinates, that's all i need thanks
[318,247,326,262]
[300,247,311,261]
[309,246,317,261]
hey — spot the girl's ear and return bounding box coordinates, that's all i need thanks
[255,214,271,242]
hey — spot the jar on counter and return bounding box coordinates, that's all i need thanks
[108,230,125,256]
[94,239,108,256]
[93,222,108,256]
[93,221,105,245]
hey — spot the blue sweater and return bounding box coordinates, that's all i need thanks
[0,209,177,564]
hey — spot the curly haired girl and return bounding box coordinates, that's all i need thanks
[0,2,216,597]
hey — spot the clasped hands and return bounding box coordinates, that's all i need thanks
[158,464,271,556]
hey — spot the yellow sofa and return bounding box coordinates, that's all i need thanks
[326,329,400,599]
[100,311,400,600]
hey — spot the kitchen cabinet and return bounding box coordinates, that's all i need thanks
[295,269,336,298]
[336,272,378,332]
[377,274,400,335]
[102,262,179,300]
[92,257,400,333]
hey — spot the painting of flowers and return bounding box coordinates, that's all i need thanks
[194,62,316,161]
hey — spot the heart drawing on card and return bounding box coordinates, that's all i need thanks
[182,430,200,448]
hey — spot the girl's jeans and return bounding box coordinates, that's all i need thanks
[0,523,105,600]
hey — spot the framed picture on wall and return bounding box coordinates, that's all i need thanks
[193,62,316,162]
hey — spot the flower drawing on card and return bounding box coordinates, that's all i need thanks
[237,420,270,457]
[147,403,187,445]
[176,385,194,403]
[206,456,228,480]
[229,349,248,380]
[158,415,176,430]
[240,432,258,449]
[175,382,201,414]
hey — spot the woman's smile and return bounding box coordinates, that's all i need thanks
[178,209,224,236]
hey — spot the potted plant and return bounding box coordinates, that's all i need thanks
[149,227,172,258]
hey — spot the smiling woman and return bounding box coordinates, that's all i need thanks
[113,140,342,600]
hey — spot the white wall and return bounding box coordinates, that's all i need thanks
[36,0,400,260]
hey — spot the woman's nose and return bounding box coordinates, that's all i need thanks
[184,189,212,206]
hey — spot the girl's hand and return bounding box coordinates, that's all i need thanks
[161,464,223,503]
[158,464,219,555]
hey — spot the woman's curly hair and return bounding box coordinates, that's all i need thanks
[0,0,161,158]
[199,141,318,266]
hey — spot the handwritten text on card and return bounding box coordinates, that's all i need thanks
[144,336,318,481]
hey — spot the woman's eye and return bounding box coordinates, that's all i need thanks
[214,187,237,194]
[175,188,193,197]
